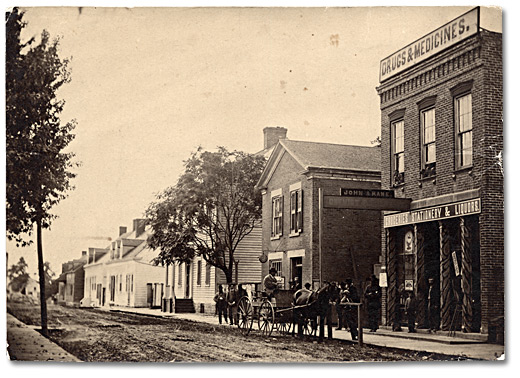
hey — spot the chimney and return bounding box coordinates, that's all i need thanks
[119,226,127,236]
[133,218,147,237]
[263,126,287,150]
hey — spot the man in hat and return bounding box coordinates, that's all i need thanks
[227,283,238,325]
[342,278,360,340]
[263,267,279,299]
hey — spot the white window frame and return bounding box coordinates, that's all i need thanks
[271,188,283,239]
[420,107,436,177]
[289,182,303,236]
[392,119,405,186]
[455,93,473,169]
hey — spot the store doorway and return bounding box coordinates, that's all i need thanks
[291,257,303,290]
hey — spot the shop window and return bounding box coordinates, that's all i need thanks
[290,189,303,235]
[271,194,283,238]
[392,119,405,185]
[421,107,436,178]
[455,93,473,168]
[270,260,282,277]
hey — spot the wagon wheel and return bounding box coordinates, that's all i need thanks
[237,296,253,335]
[277,309,292,335]
[278,319,291,335]
[258,301,275,336]
[302,318,316,336]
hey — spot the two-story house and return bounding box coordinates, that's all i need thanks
[256,139,382,291]
[83,219,166,308]
[377,8,502,339]
[57,252,88,307]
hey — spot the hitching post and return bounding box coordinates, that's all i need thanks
[357,303,363,346]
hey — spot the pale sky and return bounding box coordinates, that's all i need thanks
[4,4,503,276]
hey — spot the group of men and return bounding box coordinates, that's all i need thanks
[213,283,247,325]
[264,267,382,341]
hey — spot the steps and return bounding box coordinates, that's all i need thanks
[175,298,195,313]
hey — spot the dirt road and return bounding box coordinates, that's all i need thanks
[7,302,458,362]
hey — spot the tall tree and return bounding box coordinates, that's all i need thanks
[147,147,265,283]
[6,8,77,336]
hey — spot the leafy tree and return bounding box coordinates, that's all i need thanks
[147,147,266,283]
[7,257,30,292]
[6,8,77,335]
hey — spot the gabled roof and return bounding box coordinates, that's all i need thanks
[89,227,160,266]
[256,139,381,189]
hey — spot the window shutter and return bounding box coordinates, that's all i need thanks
[271,198,275,237]
[298,190,303,232]
[280,195,284,235]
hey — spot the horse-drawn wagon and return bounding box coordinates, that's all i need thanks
[236,289,295,336]
[236,285,334,338]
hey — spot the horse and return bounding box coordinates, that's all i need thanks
[292,282,337,342]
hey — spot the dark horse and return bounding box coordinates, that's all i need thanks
[292,282,337,342]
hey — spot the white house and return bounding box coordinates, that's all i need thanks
[83,219,166,308]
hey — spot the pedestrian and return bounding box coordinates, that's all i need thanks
[227,283,238,326]
[404,291,416,333]
[335,282,346,330]
[342,278,360,341]
[364,275,381,332]
[290,276,301,291]
[427,277,440,332]
[213,284,228,324]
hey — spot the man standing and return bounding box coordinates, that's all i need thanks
[364,275,381,332]
[335,282,346,330]
[427,277,440,332]
[342,278,360,341]
[227,283,238,326]
[405,291,417,333]
[213,284,228,325]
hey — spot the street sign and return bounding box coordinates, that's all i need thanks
[340,188,395,198]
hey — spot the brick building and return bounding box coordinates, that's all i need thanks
[376,8,503,337]
[256,139,382,291]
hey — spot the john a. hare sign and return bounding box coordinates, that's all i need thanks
[379,7,480,82]
[384,198,481,228]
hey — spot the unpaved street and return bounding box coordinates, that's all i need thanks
[7,302,459,362]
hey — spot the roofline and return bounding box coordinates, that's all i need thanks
[256,139,381,190]
[306,166,381,173]
[281,139,378,149]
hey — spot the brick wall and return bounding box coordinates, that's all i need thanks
[377,30,503,332]
[261,150,382,291]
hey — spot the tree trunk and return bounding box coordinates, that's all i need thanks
[37,217,48,337]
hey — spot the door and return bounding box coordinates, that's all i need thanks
[96,284,102,305]
[127,275,131,306]
[291,257,303,289]
[147,283,153,308]
[185,263,191,298]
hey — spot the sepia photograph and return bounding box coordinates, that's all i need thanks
[4,1,507,367]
